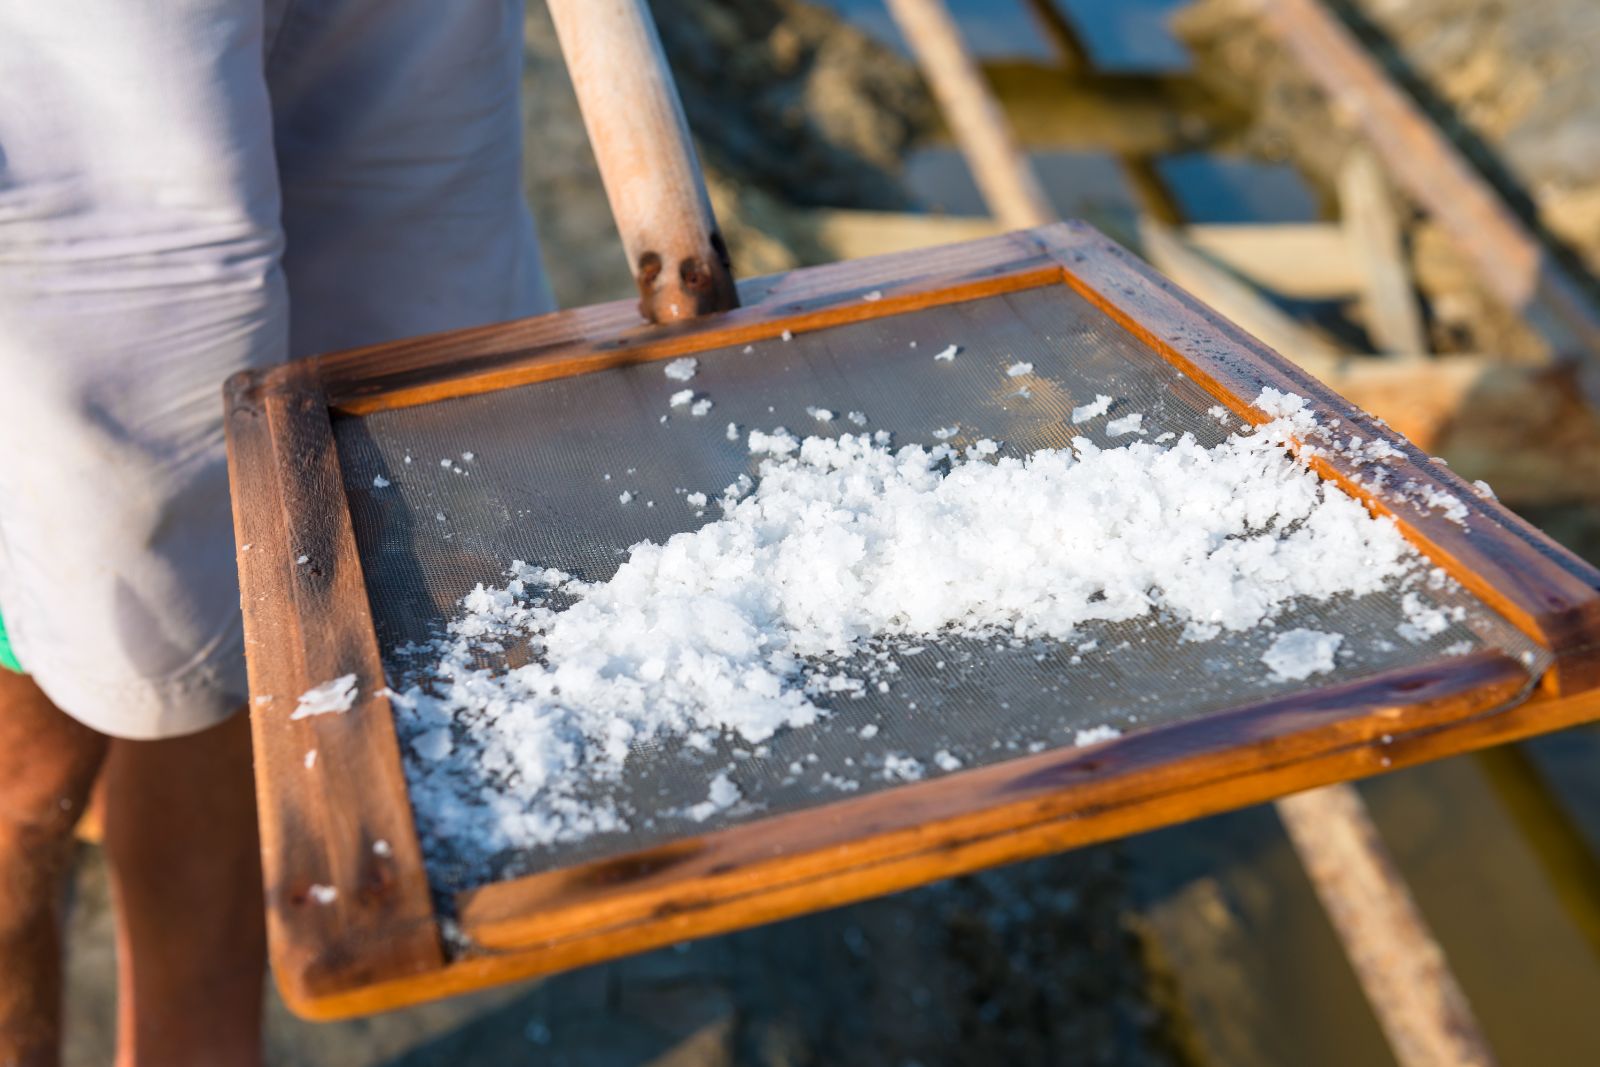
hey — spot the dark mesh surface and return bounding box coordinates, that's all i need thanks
[334,285,1544,891]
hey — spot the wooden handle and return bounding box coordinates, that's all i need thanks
[548,0,738,323]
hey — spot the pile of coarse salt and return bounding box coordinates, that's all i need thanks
[388,389,1436,876]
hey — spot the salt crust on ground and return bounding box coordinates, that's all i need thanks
[388,389,1443,874]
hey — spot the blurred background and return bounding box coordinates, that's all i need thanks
[64,0,1600,1062]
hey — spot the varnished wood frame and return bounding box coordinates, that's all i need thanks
[224,222,1600,1019]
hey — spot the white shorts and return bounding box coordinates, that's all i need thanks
[0,0,552,738]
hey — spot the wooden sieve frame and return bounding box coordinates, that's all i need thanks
[225,223,1600,1019]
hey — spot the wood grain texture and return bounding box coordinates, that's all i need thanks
[1035,221,1600,692]
[228,223,1600,1018]
[310,231,1063,414]
[224,364,442,1015]
[546,0,736,323]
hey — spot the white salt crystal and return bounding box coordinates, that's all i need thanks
[1472,480,1496,500]
[725,422,740,441]
[373,839,393,857]
[664,358,698,382]
[690,398,713,417]
[807,407,835,422]
[307,884,338,905]
[846,411,868,427]
[932,425,960,441]
[304,749,317,769]
[295,554,309,565]
[413,727,453,760]
[933,344,959,362]
[291,674,359,720]
[669,389,695,408]
[619,491,635,504]
[1262,629,1343,681]
[440,458,452,467]
[863,290,884,302]
[747,428,800,456]
[372,475,390,488]
[1074,725,1122,746]
[1006,361,1034,377]
[684,771,741,822]
[252,694,272,706]
[781,329,794,341]
[1072,395,1114,423]
[934,750,963,772]
[1105,413,1145,437]
[858,724,880,739]
[883,753,924,781]
[686,492,708,508]
[1208,405,1231,422]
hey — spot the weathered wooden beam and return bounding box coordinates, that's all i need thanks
[1339,144,1429,356]
[1257,0,1600,376]
[884,0,1056,230]
[1277,784,1500,1067]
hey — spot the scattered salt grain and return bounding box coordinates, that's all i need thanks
[1208,405,1231,423]
[690,398,713,417]
[684,772,741,822]
[1105,413,1145,437]
[307,885,338,905]
[883,753,925,781]
[932,425,960,440]
[1071,395,1114,423]
[934,750,963,772]
[252,694,272,706]
[619,491,635,504]
[664,358,698,382]
[807,407,835,422]
[725,422,740,441]
[1473,480,1496,500]
[781,329,794,341]
[863,290,883,302]
[858,724,880,740]
[1006,361,1034,377]
[846,411,869,427]
[686,492,708,508]
[373,839,393,857]
[373,475,390,488]
[441,458,452,467]
[669,389,695,408]
[295,554,309,565]
[1262,629,1343,681]
[1074,725,1122,747]
[304,750,317,769]
[933,344,959,362]
[291,674,359,720]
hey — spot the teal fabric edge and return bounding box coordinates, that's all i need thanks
[0,607,23,674]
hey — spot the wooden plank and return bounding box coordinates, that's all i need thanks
[253,666,1600,1021]
[884,0,1056,230]
[1186,222,1364,298]
[1277,783,1500,1067]
[1338,145,1430,356]
[1258,0,1600,370]
[224,364,442,1015]
[311,231,1064,414]
[458,653,1526,954]
[1036,220,1600,693]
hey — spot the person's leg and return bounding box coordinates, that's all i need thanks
[99,711,264,1067]
[0,2,285,1061]
[0,673,109,1067]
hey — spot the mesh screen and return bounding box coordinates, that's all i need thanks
[334,284,1544,893]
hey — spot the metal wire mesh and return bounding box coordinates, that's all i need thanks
[333,284,1544,892]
